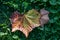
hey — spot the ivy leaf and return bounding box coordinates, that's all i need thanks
[57,0,60,5]
[30,0,35,2]
[22,2,29,9]
[49,0,57,5]
[12,35,19,39]
[43,0,48,2]
[0,32,7,37]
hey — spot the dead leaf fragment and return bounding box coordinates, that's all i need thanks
[40,8,49,26]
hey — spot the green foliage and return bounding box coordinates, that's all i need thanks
[0,0,60,40]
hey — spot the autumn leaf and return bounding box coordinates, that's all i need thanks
[10,9,41,37]
[10,11,23,32]
[10,8,49,37]
[40,8,49,26]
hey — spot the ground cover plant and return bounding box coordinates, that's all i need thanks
[0,0,60,40]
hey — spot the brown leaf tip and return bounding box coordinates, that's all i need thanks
[40,8,49,15]
[10,11,20,19]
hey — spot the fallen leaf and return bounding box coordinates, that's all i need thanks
[10,9,41,37]
[10,11,23,32]
[40,8,49,26]
[10,9,49,37]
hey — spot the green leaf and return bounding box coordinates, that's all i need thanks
[57,0,60,5]
[3,2,19,9]
[49,0,57,5]
[12,35,19,39]
[50,9,58,13]
[22,2,29,9]
[43,0,48,2]
[30,0,35,2]
[0,32,7,37]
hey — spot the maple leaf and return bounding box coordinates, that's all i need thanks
[10,9,41,37]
